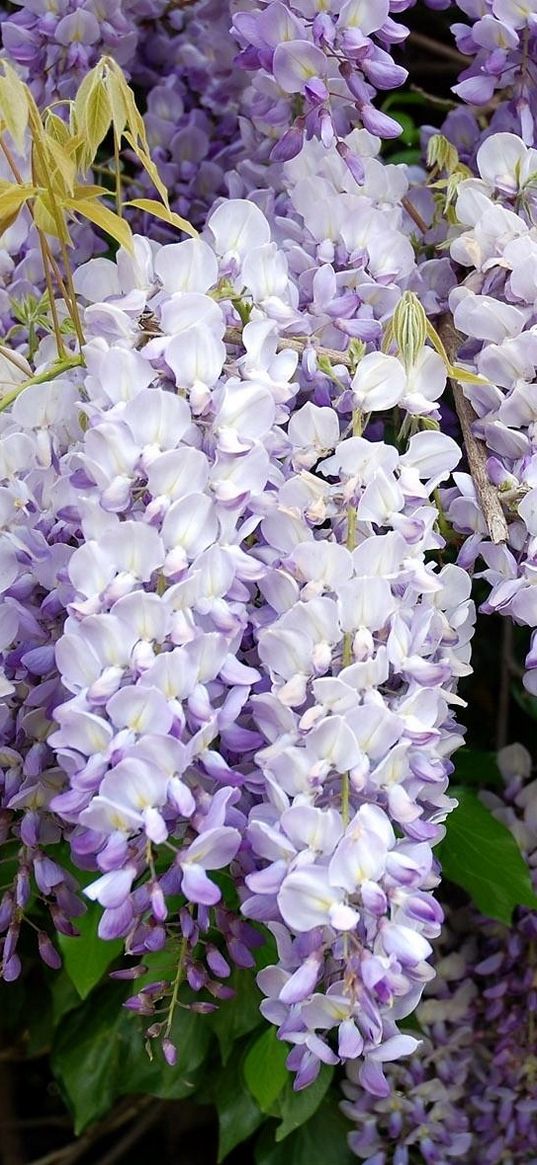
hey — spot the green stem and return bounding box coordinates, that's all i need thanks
[0,355,84,413]
[114,129,122,218]
[0,133,73,346]
[164,936,188,1041]
[37,231,66,359]
[29,123,85,349]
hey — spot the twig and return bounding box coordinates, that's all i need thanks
[96,1103,164,1165]
[410,85,459,110]
[401,195,429,235]
[137,312,357,369]
[408,30,467,66]
[26,1098,154,1165]
[438,316,508,545]
[224,325,355,368]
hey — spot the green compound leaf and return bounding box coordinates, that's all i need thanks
[275,1065,334,1142]
[52,983,211,1133]
[452,748,503,789]
[215,1057,264,1162]
[255,1098,355,1165]
[58,902,123,1000]
[438,787,537,924]
[209,967,264,1064]
[243,1026,289,1114]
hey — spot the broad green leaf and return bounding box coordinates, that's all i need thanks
[127,197,197,238]
[453,748,503,789]
[0,63,29,151]
[52,987,124,1131]
[52,983,212,1132]
[243,1026,289,1113]
[65,196,133,252]
[215,1056,264,1162]
[438,787,537,924]
[255,1098,355,1165]
[58,902,123,999]
[275,1065,334,1142]
[210,968,264,1064]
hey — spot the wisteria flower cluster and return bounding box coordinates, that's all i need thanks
[0,0,536,1158]
[440,132,537,696]
[342,743,537,1164]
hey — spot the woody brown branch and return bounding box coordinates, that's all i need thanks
[438,315,508,545]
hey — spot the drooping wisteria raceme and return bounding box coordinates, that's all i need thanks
[439,131,537,697]
[342,742,537,1164]
[0,0,537,1152]
[12,193,467,1078]
[230,0,411,170]
[448,0,537,144]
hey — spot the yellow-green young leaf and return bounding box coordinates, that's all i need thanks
[44,111,71,148]
[427,133,459,175]
[127,197,198,238]
[124,134,172,209]
[40,132,77,197]
[72,183,111,201]
[449,364,487,385]
[66,196,133,252]
[33,192,66,239]
[0,180,36,220]
[110,67,148,150]
[72,63,103,138]
[0,208,24,237]
[0,63,29,152]
[105,70,128,140]
[83,76,112,167]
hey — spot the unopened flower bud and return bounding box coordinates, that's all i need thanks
[392,291,427,371]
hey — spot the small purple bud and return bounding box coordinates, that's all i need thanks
[15,868,31,910]
[206,946,231,978]
[145,1022,164,1038]
[360,103,402,138]
[110,964,148,981]
[37,931,62,970]
[179,907,195,940]
[336,141,365,185]
[0,893,14,933]
[2,954,21,982]
[124,994,155,1016]
[163,1038,177,1066]
[186,963,207,992]
[206,981,235,1000]
[270,123,304,163]
[150,883,167,922]
[227,938,255,968]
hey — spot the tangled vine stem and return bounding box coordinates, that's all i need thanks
[438,316,509,545]
[224,325,358,369]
